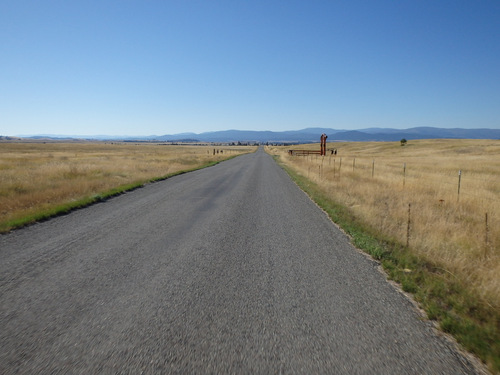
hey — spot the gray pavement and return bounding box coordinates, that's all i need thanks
[0,147,481,374]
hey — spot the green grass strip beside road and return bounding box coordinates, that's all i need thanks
[276,156,500,374]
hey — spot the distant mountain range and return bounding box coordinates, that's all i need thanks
[12,127,500,143]
[121,127,500,143]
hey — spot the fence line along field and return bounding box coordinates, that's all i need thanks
[0,141,255,232]
[268,139,500,310]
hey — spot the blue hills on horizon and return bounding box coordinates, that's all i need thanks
[131,126,500,143]
[12,126,500,143]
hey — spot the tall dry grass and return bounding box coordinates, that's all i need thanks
[0,142,254,231]
[268,139,500,309]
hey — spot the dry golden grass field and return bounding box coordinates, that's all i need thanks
[268,139,500,309]
[0,141,255,232]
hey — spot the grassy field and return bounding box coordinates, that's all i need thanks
[0,141,255,232]
[267,139,500,373]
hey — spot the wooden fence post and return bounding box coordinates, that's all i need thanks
[485,212,489,256]
[406,203,411,248]
[457,170,462,202]
[403,163,406,187]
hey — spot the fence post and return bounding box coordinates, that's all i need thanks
[353,158,355,172]
[406,203,411,248]
[457,170,462,202]
[485,212,489,255]
[372,159,375,178]
[403,163,406,187]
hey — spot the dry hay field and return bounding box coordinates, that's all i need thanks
[0,141,255,232]
[269,139,500,310]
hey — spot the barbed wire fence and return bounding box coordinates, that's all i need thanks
[291,153,499,256]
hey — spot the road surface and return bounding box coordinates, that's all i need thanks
[0,148,481,374]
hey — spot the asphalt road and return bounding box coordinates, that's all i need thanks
[0,148,482,374]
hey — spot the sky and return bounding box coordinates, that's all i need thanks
[1,1,499,136]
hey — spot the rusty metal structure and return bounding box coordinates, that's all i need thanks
[320,133,327,156]
[289,134,328,156]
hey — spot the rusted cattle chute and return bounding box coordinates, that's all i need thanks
[320,133,327,156]
[288,134,329,156]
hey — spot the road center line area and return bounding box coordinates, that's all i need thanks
[0,148,481,374]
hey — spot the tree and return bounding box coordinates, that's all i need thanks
[400,138,407,146]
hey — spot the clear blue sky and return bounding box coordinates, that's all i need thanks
[1,1,499,136]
